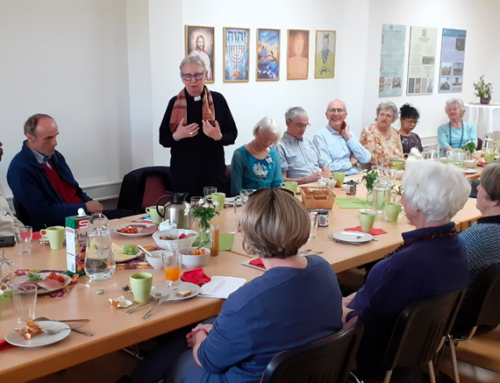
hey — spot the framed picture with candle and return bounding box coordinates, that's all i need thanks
[223,27,250,82]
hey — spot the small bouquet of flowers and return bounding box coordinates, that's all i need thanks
[192,199,220,234]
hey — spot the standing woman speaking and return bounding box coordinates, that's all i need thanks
[159,55,238,197]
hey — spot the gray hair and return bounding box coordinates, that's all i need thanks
[376,101,399,119]
[253,116,281,141]
[179,54,206,73]
[285,107,308,121]
[481,162,500,203]
[445,98,466,113]
[402,161,471,224]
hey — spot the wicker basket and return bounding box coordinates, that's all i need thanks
[300,187,336,210]
[153,229,198,251]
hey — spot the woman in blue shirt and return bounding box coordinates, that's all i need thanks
[438,98,478,154]
[126,188,343,383]
[230,117,284,196]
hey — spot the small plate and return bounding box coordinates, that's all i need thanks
[462,169,478,174]
[114,224,158,237]
[13,273,72,295]
[114,250,143,263]
[224,197,241,207]
[150,282,201,301]
[5,321,70,347]
[332,231,374,243]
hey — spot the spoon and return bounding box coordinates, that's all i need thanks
[196,240,210,250]
[138,245,153,257]
[35,317,94,336]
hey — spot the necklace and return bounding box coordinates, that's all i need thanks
[250,140,269,156]
[385,228,457,259]
[448,120,464,149]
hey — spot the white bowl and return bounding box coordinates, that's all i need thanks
[153,229,198,251]
[464,160,477,169]
[179,247,211,268]
[145,250,173,269]
[327,179,337,187]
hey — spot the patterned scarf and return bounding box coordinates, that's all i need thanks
[169,86,215,133]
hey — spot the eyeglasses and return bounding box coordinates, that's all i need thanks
[327,108,345,113]
[293,121,310,129]
[403,119,419,126]
[181,72,205,81]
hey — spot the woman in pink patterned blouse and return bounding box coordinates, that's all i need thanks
[360,101,404,164]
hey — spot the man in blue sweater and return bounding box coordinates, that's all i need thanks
[7,114,128,231]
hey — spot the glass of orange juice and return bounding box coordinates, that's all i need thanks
[162,251,181,287]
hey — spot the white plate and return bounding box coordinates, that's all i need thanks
[114,223,158,237]
[462,169,478,174]
[5,321,70,347]
[150,282,201,301]
[13,273,72,295]
[224,197,241,207]
[114,250,143,263]
[332,231,374,243]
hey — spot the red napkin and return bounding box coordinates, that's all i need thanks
[478,161,489,167]
[181,268,211,286]
[32,232,42,241]
[344,226,387,235]
[0,340,16,351]
[249,258,265,268]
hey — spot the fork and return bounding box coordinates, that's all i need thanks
[142,294,171,320]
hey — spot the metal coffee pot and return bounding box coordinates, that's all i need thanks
[156,192,193,229]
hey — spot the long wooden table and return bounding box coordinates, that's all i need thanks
[0,179,483,382]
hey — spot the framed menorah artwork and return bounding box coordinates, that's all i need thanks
[314,30,336,79]
[223,27,250,83]
[256,29,280,81]
[287,29,309,80]
[185,25,215,84]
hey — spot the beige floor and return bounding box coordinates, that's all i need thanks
[441,356,500,383]
[29,350,140,383]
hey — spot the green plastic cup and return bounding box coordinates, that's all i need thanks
[359,212,376,233]
[130,272,153,303]
[484,153,495,163]
[40,226,65,250]
[206,193,226,212]
[145,206,165,225]
[392,161,404,170]
[332,172,345,187]
[281,181,298,194]
[385,202,402,222]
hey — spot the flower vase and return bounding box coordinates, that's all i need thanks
[366,189,374,205]
[198,224,211,244]
[480,99,491,105]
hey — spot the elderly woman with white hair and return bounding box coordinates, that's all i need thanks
[159,54,238,197]
[360,101,404,163]
[438,98,477,153]
[230,116,284,196]
[342,161,470,381]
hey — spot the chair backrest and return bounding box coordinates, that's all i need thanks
[13,199,31,226]
[454,263,500,331]
[261,317,364,383]
[117,167,172,214]
[477,137,483,150]
[383,288,465,370]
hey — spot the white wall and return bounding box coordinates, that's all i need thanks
[1,0,499,201]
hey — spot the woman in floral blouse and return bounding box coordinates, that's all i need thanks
[398,103,423,156]
[360,101,404,164]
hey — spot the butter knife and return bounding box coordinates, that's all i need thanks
[126,297,155,315]
[69,326,94,336]
[142,294,171,320]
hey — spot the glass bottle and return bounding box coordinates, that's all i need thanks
[84,213,115,281]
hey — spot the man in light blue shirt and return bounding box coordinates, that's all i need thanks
[313,99,371,175]
[277,107,331,184]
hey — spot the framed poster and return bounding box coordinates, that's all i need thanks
[256,28,280,81]
[185,25,215,83]
[438,29,467,93]
[406,27,437,96]
[314,30,336,79]
[287,29,309,80]
[223,27,250,82]
[379,24,406,97]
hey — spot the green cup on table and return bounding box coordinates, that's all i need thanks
[130,272,153,303]
[385,202,402,222]
[281,181,298,194]
[392,161,404,171]
[206,192,226,212]
[359,212,376,233]
[145,206,164,225]
[332,172,345,187]
[484,153,495,163]
[40,226,65,250]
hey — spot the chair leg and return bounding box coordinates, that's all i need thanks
[428,361,436,383]
[448,335,460,383]
[383,370,393,383]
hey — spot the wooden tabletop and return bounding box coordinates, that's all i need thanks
[0,179,482,382]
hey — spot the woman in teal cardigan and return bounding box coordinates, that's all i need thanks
[230,116,284,196]
[438,98,477,154]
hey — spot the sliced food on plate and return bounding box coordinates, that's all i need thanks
[17,272,71,294]
[115,223,158,237]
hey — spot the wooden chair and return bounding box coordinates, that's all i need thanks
[261,317,364,383]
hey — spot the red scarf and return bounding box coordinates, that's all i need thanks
[169,87,215,132]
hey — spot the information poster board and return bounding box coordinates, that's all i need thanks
[438,28,467,93]
[379,24,406,98]
[407,27,437,96]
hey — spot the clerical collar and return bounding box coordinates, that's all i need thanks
[194,96,201,101]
